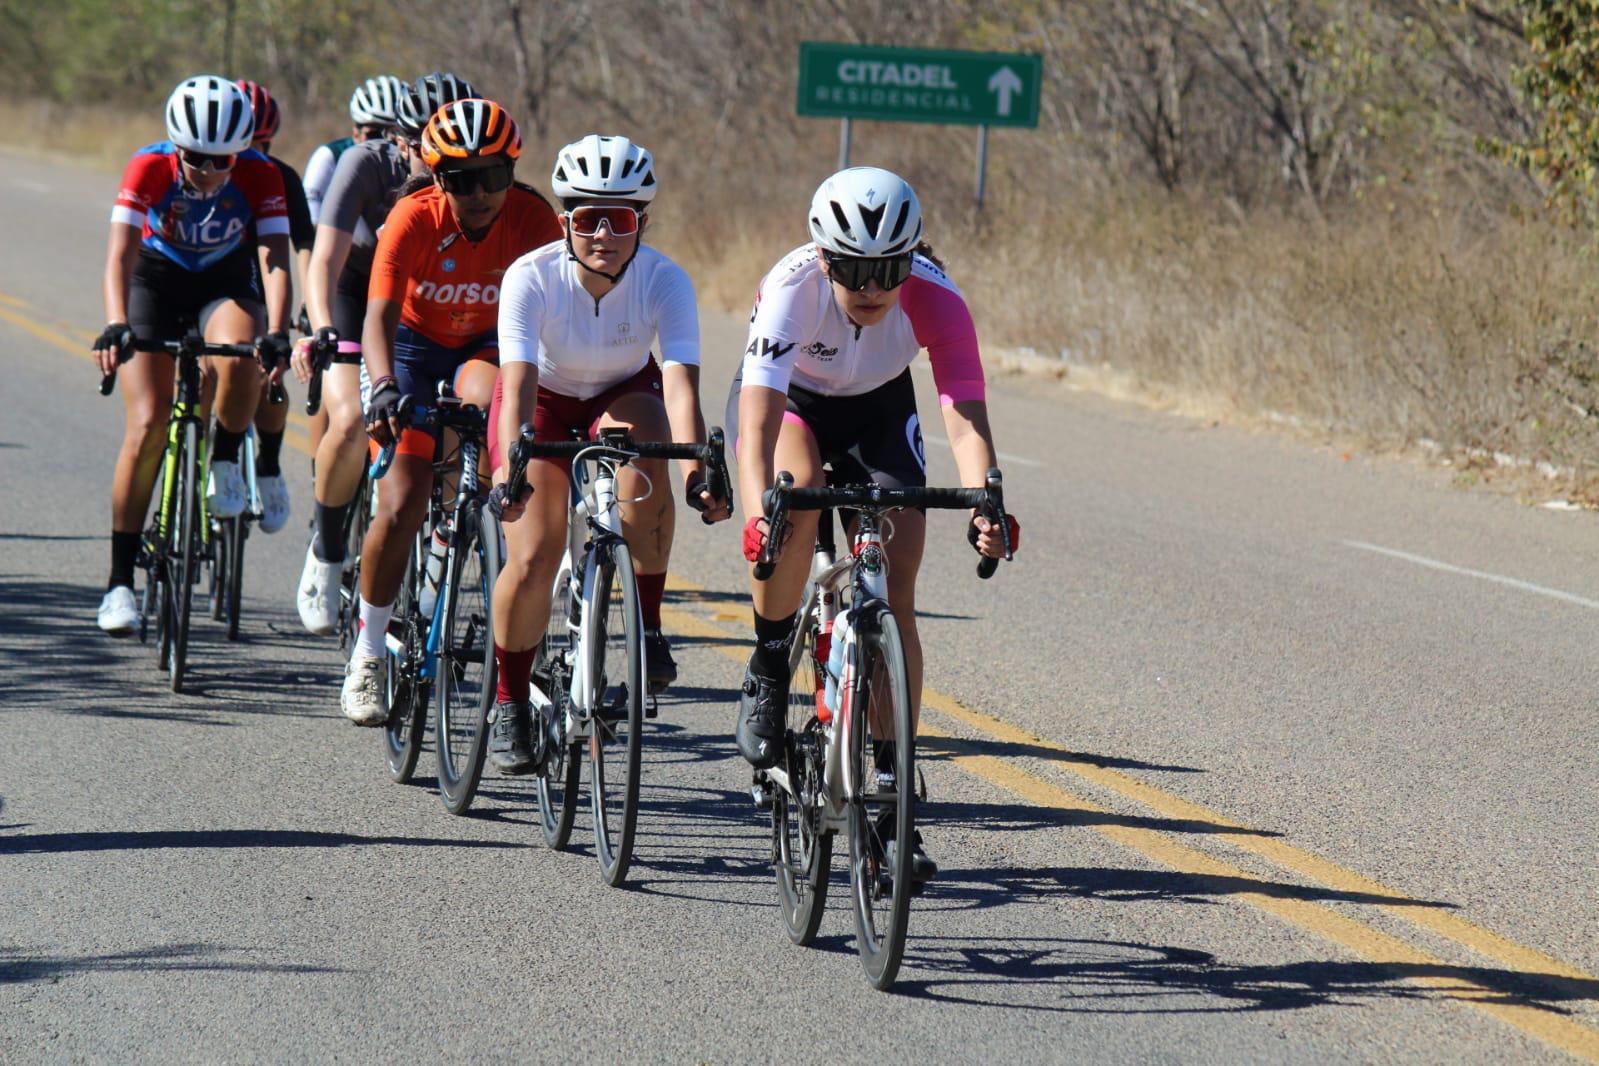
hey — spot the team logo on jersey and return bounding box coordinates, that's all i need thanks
[449,310,478,332]
[905,414,925,472]
[801,341,837,361]
[221,197,236,211]
[412,280,500,305]
[442,258,457,273]
[746,337,795,361]
[617,322,630,335]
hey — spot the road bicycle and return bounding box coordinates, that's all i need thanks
[100,328,276,693]
[752,469,1011,989]
[369,391,498,814]
[500,424,729,887]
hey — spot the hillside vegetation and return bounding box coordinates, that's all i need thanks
[6,1,1599,486]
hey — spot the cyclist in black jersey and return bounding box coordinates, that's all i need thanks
[237,80,313,536]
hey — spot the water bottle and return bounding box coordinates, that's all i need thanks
[825,608,852,716]
[418,526,449,618]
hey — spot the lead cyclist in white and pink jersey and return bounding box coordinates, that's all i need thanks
[727,166,1021,878]
[485,134,730,775]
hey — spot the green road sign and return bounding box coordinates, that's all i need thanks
[797,42,1042,128]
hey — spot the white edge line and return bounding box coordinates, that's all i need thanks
[923,433,1043,468]
[1342,540,1599,611]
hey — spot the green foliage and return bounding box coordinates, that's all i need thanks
[1493,0,1599,226]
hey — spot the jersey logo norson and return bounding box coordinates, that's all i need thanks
[412,280,501,305]
[746,337,796,360]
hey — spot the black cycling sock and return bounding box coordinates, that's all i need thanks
[108,531,141,590]
[211,426,245,463]
[313,501,351,563]
[255,429,284,477]
[873,739,895,774]
[750,610,795,677]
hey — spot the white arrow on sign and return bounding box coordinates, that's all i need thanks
[987,66,1024,117]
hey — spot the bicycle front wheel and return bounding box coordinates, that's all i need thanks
[168,421,201,694]
[436,512,500,815]
[846,607,915,990]
[223,516,245,641]
[588,542,644,886]
[535,557,579,849]
[382,541,427,783]
[776,589,833,945]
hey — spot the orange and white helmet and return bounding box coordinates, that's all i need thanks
[420,99,521,168]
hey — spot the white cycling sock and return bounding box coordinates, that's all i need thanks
[354,597,393,660]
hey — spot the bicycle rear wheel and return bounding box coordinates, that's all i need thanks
[588,543,644,886]
[339,470,373,651]
[535,557,580,849]
[776,590,833,945]
[382,541,427,783]
[846,607,915,990]
[435,511,500,814]
[209,520,227,622]
[168,421,201,694]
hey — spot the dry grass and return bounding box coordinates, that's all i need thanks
[15,96,1599,494]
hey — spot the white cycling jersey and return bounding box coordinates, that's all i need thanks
[498,243,700,400]
[740,244,985,405]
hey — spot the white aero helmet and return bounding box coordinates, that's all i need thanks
[349,75,405,126]
[165,75,255,155]
[397,72,479,136]
[551,134,657,205]
[808,166,923,257]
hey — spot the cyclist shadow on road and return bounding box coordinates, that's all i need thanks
[0,942,342,986]
[883,934,1599,1017]
[0,576,340,724]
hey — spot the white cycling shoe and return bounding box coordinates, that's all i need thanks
[257,475,291,533]
[97,586,139,636]
[207,460,248,519]
[341,655,388,726]
[297,542,342,636]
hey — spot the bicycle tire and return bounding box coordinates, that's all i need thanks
[208,519,227,622]
[382,541,428,783]
[535,558,580,849]
[589,542,644,887]
[339,470,373,652]
[435,511,500,815]
[846,606,915,990]
[168,420,200,694]
[223,516,245,641]
[775,589,832,945]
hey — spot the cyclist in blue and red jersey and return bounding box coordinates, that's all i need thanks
[92,75,294,635]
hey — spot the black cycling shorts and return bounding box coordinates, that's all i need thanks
[330,264,368,364]
[725,366,927,492]
[126,246,263,348]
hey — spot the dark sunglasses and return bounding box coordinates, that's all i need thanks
[823,251,914,292]
[178,149,236,172]
[357,124,391,140]
[567,204,641,238]
[436,164,514,196]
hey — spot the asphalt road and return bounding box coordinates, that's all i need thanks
[2,146,1596,1063]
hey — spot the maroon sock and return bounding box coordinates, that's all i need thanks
[636,571,667,630]
[495,643,537,703]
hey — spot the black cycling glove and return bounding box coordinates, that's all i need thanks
[93,323,134,353]
[257,331,293,371]
[486,481,533,520]
[367,378,403,428]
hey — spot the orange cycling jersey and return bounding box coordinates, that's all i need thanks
[368,184,562,345]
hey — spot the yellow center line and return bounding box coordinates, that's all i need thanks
[8,294,1596,1057]
[658,585,1599,1061]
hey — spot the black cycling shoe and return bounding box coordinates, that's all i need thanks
[644,629,677,694]
[488,699,535,775]
[736,663,789,769]
[884,830,939,890]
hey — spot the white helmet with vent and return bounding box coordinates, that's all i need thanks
[808,166,923,257]
[165,75,255,155]
[349,76,405,126]
[551,134,657,204]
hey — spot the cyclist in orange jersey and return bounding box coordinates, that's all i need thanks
[339,98,562,725]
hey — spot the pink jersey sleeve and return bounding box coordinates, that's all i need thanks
[110,153,170,229]
[901,274,986,406]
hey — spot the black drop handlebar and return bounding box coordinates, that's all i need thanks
[98,333,286,397]
[755,467,1011,581]
[500,424,732,518]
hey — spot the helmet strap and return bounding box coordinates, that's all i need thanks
[564,233,640,286]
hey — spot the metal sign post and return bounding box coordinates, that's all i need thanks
[840,117,852,170]
[975,125,989,209]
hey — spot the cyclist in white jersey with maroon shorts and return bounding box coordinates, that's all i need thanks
[726,166,1021,880]
[485,134,731,774]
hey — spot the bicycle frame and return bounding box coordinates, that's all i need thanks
[767,511,893,831]
[154,355,211,547]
